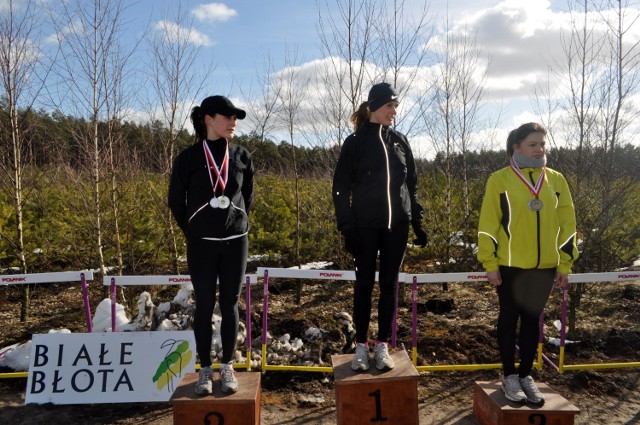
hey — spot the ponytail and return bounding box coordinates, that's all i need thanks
[350,102,370,132]
[190,106,207,142]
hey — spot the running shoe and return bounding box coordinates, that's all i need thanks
[220,363,238,394]
[520,375,545,405]
[374,342,395,370]
[194,366,213,395]
[351,343,370,371]
[501,374,527,403]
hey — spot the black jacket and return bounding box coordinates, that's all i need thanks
[168,138,254,240]
[332,122,423,231]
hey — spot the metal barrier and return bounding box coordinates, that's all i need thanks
[407,272,551,372]
[257,267,405,373]
[103,274,258,371]
[0,270,94,379]
[557,271,640,372]
[2,269,638,379]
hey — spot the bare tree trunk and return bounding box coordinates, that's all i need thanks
[0,0,46,321]
[146,1,210,274]
[421,18,489,290]
[276,46,310,304]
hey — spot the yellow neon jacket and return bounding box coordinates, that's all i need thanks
[477,166,579,274]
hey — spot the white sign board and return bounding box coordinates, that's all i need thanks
[26,331,196,404]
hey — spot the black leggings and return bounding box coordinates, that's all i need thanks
[187,236,248,367]
[496,266,555,377]
[353,223,408,344]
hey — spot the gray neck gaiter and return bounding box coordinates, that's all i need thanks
[512,151,546,168]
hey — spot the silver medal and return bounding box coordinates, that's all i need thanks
[528,199,543,211]
[209,197,220,208]
[218,195,230,209]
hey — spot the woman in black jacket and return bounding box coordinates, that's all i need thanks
[332,83,427,372]
[168,95,254,395]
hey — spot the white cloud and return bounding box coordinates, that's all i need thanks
[154,20,212,47]
[192,3,237,22]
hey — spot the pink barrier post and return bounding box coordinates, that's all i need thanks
[261,270,269,345]
[80,272,93,333]
[411,276,418,352]
[245,276,251,352]
[538,311,559,371]
[110,277,117,332]
[391,278,399,348]
[538,311,545,344]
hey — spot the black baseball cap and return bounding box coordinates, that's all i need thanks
[200,95,246,119]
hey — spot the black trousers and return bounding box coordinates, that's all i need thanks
[353,223,408,344]
[187,236,248,366]
[496,266,555,377]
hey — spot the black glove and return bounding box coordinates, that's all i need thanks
[341,226,360,255]
[412,224,428,248]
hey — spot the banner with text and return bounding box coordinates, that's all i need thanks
[26,331,196,404]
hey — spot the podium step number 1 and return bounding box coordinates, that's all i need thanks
[332,350,419,425]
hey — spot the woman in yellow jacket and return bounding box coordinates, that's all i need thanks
[477,122,578,405]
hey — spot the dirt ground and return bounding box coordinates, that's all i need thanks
[1,274,640,424]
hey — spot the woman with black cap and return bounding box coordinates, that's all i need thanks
[168,95,254,395]
[332,82,428,372]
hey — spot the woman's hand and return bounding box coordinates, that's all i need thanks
[487,270,502,287]
[554,272,569,289]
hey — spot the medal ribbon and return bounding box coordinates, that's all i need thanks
[510,157,546,197]
[203,139,229,195]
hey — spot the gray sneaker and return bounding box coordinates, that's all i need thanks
[220,364,238,394]
[501,374,527,403]
[373,342,395,370]
[520,375,545,405]
[351,343,370,371]
[194,366,213,395]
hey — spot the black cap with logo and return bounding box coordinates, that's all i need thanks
[200,95,246,119]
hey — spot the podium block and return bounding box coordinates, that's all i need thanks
[170,371,261,425]
[473,380,580,425]
[332,350,419,425]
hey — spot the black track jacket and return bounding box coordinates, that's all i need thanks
[168,138,254,240]
[332,122,423,232]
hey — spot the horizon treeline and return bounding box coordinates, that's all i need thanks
[7,104,640,180]
[1,105,639,337]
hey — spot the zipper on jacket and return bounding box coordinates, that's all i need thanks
[378,125,392,229]
[529,171,541,267]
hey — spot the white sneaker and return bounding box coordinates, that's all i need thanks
[520,375,545,405]
[373,342,395,370]
[220,363,238,394]
[194,366,213,395]
[351,343,370,371]
[501,374,527,403]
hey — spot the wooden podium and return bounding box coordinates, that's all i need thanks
[170,371,261,425]
[332,350,419,425]
[473,380,580,425]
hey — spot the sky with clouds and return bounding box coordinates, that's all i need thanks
[7,0,640,157]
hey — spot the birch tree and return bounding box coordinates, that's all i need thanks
[536,0,640,335]
[0,0,46,320]
[147,2,210,273]
[52,0,132,282]
[421,20,490,277]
